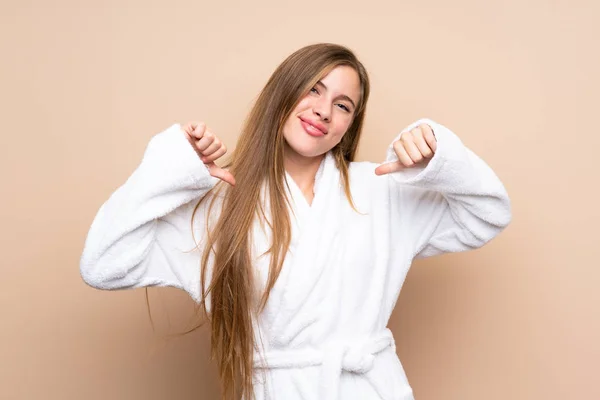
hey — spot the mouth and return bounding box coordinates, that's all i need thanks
[299,117,327,137]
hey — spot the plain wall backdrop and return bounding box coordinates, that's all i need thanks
[1,0,598,399]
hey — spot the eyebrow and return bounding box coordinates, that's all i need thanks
[316,81,357,110]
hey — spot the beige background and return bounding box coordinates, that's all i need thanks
[1,0,598,399]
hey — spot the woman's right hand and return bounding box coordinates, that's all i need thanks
[182,122,236,186]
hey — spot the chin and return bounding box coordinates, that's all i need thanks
[289,144,326,159]
[285,139,328,159]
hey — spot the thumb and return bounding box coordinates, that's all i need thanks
[375,161,404,176]
[206,163,236,186]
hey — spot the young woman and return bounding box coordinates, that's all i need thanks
[80,43,511,400]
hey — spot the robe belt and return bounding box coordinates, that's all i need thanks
[253,328,396,399]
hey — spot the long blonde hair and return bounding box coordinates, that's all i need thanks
[194,43,370,399]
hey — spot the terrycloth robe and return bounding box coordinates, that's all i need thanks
[80,118,511,399]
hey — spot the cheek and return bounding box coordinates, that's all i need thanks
[293,97,312,114]
[283,99,311,132]
[331,117,354,139]
[282,116,294,134]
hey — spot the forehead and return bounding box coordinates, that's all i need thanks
[319,65,361,102]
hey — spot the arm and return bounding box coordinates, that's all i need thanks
[79,123,220,302]
[380,118,512,259]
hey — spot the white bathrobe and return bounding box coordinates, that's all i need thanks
[80,118,511,400]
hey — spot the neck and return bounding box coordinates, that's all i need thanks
[283,145,325,203]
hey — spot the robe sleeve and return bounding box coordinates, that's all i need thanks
[79,123,219,302]
[385,118,512,259]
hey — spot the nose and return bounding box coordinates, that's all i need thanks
[312,97,331,122]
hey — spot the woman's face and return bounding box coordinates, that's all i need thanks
[282,65,361,160]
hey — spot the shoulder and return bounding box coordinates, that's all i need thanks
[348,160,376,175]
[347,160,390,193]
[349,160,381,179]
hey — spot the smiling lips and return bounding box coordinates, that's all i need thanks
[299,117,327,137]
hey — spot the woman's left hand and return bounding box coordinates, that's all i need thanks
[375,123,437,175]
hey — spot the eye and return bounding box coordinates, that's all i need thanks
[310,87,319,94]
[336,103,351,112]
